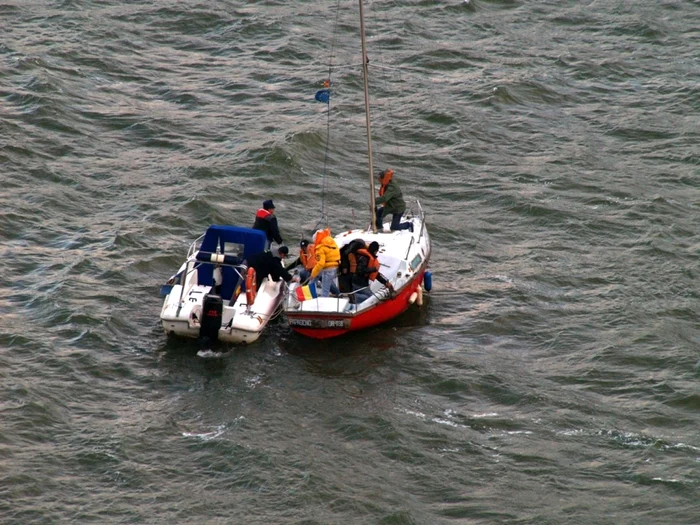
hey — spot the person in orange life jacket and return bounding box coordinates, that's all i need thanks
[338,238,367,294]
[285,239,315,283]
[375,169,413,232]
[245,245,294,291]
[252,199,283,250]
[352,241,394,304]
[309,229,341,297]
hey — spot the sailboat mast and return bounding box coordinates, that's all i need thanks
[359,0,378,232]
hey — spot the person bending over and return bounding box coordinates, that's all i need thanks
[351,241,394,304]
[246,246,293,290]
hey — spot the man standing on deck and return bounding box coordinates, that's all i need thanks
[252,199,283,250]
[309,229,341,297]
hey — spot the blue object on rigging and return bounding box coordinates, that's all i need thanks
[315,89,330,103]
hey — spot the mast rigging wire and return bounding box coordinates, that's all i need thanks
[315,0,344,232]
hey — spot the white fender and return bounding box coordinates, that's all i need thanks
[409,291,418,304]
[416,286,424,306]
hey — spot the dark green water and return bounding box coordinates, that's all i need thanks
[1,1,698,523]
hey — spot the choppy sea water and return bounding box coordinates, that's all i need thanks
[1,1,698,523]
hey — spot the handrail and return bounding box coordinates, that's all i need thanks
[174,258,249,314]
[186,233,206,259]
[416,199,426,241]
[404,236,415,261]
[175,260,193,317]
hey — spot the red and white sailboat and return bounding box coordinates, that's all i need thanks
[283,1,432,339]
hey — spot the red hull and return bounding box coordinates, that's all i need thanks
[287,269,426,339]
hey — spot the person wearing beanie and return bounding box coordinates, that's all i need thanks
[252,199,283,250]
[285,239,315,283]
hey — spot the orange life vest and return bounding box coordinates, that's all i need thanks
[356,248,379,281]
[255,208,272,220]
[347,252,360,274]
[300,245,316,271]
[378,169,394,197]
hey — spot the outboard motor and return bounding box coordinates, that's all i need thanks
[199,294,223,343]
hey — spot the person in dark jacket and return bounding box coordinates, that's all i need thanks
[245,246,293,291]
[338,238,366,293]
[375,169,413,232]
[252,199,283,249]
[351,241,393,304]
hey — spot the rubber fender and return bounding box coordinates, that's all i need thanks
[423,270,432,291]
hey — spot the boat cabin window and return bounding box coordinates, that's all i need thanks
[224,242,245,258]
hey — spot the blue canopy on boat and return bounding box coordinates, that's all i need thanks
[197,225,267,300]
[200,225,266,257]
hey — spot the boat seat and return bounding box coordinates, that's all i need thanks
[299,297,350,313]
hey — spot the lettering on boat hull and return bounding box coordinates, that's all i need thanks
[288,317,351,330]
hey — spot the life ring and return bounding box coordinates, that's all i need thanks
[245,267,256,305]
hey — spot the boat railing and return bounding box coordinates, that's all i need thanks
[404,236,415,261]
[415,199,426,242]
[286,278,391,314]
[404,197,426,240]
[174,253,249,313]
[186,233,206,259]
[175,260,194,317]
[186,257,248,276]
[343,285,392,309]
